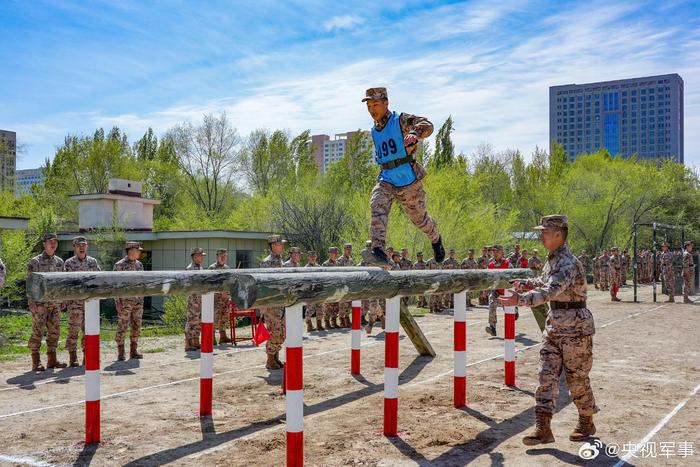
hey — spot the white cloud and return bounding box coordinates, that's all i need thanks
[322,14,364,32]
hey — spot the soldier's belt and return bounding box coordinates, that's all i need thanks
[551,301,586,310]
[380,155,414,170]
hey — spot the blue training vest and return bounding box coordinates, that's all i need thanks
[372,112,417,187]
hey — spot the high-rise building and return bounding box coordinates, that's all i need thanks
[310,131,371,173]
[15,167,45,196]
[0,129,17,192]
[549,74,683,162]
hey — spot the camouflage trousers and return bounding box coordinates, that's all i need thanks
[369,180,439,250]
[116,299,143,345]
[185,294,202,340]
[488,290,500,327]
[323,303,339,320]
[305,303,323,324]
[536,335,599,416]
[262,307,284,355]
[478,290,489,305]
[683,273,694,298]
[65,301,86,352]
[598,269,609,290]
[441,293,454,309]
[429,293,441,313]
[366,299,384,323]
[417,295,427,307]
[338,301,351,319]
[663,270,675,297]
[621,270,628,284]
[214,293,230,332]
[28,303,62,352]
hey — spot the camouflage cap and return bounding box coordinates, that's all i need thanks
[448,248,456,253]
[365,240,372,247]
[307,250,318,256]
[72,236,88,246]
[343,243,352,249]
[267,234,288,245]
[492,244,504,251]
[468,248,475,252]
[191,247,207,256]
[684,240,693,247]
[533,249,539,253]
[290,247,301,253]
[533,214,568,230]
[216,248,227,255]
[386,246,394,251]
[662,242,670,247]
[328,246,339,253]
[361,87,388,102]
[41,232,58,242]
[400,247,408,253]
[391,251,401,258]
[416,251,424,256]
[124,241,143,251]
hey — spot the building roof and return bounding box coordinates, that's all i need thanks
[70,192,161,204]
[57,229,271,242]
[0,216,30,230]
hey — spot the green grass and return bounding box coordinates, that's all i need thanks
[143,347,166,354]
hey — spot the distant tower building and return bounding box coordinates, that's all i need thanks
[549,74,683,162]
[0,129,17,193]
[15,167,45,196]
[310,130,371,173]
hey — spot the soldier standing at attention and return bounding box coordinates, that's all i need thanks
[361,87,445,266]
[461,248,478,307]
[485,245,510,336]
[113,241,145,361]
[441,248,459,309]
[500,215,598,445]
[660,242,676,303]
[620,249,630,286]
[336,243,355,328]
[260,235,286,369]
[398,247,413,305]
[682,241,695,303]
[608,247,622,302]
[304,251,324,332]
[597,249,610,291]
[477,246,490,305]
[283,246,302,267]
[526,248,548,333]
[208,249,232,345]
[529,249,543,275]
[0,256,5,289]
[508,244,523,267]
[322,247,341,329]
[358,241,372,324]
[27,233,66,371]
[426,256,442,313]
[592,252,600,289]
[63,236,101,367]
[184,247,206,350]
[414,251,428,308]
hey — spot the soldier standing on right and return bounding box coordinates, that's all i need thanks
[620,249,630,285]
[592,252,600,289]
[27,233,66,371]
[485,245,510,337]
[208,249,232,345]
[260,235,286,369]
[113,241,145,361]
[322,247,341,329]
[608,247,622,302]
[499,215,598,446]
[682,241,695,303]
[184,247,206,350]
[660,242,675,302]
[413,251,427,307]
[63,236,101,367]
[597,249,610,291]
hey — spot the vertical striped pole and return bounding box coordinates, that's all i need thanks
[453,291,467,407]
[503,290,516,387]
[350,300,362,374]
[285,303,304,467]
[384,296,400,436]
[200,293,215,416]
[84,299,100,444]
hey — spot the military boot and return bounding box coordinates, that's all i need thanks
[117,344,126,361]
[266,353,281,370]
[46,351,67,369]
[130,342,143,359]
[274,352,284,368]
[324,317,333,330]
[31,352,45,372]
[684,297,693,303]
[315,317,324,331]
[365,321,373,335]
[522,412,555,445]
[69,350,79,367]
[219,330,232,344]
[485,324,496,337]
[667,295,675,303]
[569,415,596,441]
[332,317,340,329]
[306,319,315,333]
[380,317,386,329]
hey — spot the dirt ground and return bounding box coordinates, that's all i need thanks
[0,285,698,466]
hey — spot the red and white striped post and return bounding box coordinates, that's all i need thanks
[453,291,467,407]
[503,290,516,387]
[200,293,215,416]
[384,296,400,436]
[84,299,100,444]
[350,300,362,374]
[285,303,304,467]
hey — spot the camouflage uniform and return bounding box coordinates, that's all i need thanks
[304,257,323,328]
[208,259,231,334]
[413,255,427,307]
[597,253,610,290]
[0,257,5,288]
[365,88,440,252]
[185,261,204,341]
[608,251,621,299]
[461,255,478,306]
[27,252,64,352]
[682,247,695,301]
[441,254,459,309]
[592,254,600,288]
[337,251,355,323]
[63,254,101,353]
[477,252,490,305]
[260,251,284,356]
[113,255,145,345]
[660,249,675,299]
[322,256,340,325]
[518,218,598,419]
[529,255,543,276]
[620,252,629,285]
[426,258,441,313]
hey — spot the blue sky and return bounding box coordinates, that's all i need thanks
[2,0,699,169]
